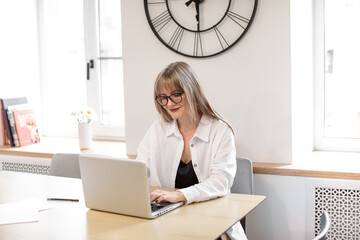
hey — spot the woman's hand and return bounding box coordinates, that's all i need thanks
[150,189,186,203]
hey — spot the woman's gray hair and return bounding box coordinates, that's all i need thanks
[154,62,233,133]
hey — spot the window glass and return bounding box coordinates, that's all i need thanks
[99,59,125,126]
[323,0,360,139]
[98,0,125,127]
[40,0,87,137]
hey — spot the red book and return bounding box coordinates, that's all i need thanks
[0,99,6,145]
[1,97,28,146]
[13,109,40,147]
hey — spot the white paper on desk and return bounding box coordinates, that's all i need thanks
[0,198,53,225]
[28,198,54,211]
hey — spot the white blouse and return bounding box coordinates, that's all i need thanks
[136,115,247,240]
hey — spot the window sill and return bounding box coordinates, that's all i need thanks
[0,137,135,159]
[253,151,360,180]
[1,138,360,180]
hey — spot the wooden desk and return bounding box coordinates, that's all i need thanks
[0,172,266,240]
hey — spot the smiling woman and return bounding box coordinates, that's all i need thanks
[136,62,246,240]
[157,90,188,123]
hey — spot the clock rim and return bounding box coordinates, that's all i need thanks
[144,0,258,58]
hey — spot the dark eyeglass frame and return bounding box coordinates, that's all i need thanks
[155,91,184,106]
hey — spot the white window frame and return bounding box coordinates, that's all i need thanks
[83,0,125,140]
[314,0,360,152]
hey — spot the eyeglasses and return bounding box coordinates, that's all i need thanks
[155,92,184,106]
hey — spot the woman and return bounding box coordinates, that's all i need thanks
[136,62,246,240]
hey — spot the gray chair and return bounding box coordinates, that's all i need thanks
[49,153,81,179]
[230,157,254,232]
[313,211,331,240]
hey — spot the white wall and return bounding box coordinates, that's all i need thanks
[121,0,293,163]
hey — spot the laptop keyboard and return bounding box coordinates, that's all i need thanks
[151,202,165,212]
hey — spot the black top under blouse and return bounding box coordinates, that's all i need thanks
[175,160,199,189]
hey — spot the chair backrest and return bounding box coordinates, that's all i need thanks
[313,211,331,240]
[231,157,254,195]
[49,153,81,179]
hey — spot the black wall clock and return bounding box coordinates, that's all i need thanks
[144,0,258,58]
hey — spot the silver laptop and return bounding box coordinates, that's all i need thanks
[79,155,183,219]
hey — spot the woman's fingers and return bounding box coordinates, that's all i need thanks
[150,190,186,203]
[150,190,165,202]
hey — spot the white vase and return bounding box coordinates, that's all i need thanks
[78,123,92,150]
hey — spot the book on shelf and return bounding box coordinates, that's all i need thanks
[13,109,40,147]
[0,99,5,145]
[0,97,28,147]
[7,104,29,147]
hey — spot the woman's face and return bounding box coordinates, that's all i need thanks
[158,86,189,121]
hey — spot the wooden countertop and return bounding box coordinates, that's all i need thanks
[1,137,360,180]
[253,151,360,180]
[0,137,134,159]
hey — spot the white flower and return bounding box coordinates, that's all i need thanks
[71,107,97,124]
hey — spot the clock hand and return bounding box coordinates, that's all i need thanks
[185,0,202,31]
[186,0,204,6]
[195,0,200,31]
[185,0,195,7]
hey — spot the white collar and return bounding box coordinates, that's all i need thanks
[165,115,213,142]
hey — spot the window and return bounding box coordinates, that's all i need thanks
[84,0,125,140]
[39,0,125,139]
[314,0,360,151]
[0,1,41,113]
[39,0,87,137]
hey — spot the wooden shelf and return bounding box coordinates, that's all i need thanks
[0,137,134,159]
[253,151,360,180]
[1,137,360,180]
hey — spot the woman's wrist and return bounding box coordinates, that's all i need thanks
[176,190,187,202]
